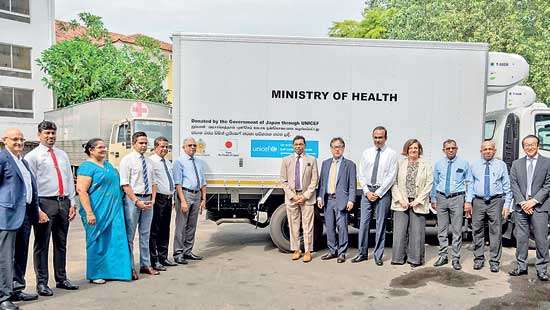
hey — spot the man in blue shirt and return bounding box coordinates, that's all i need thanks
[172,137,207,265]
[431,139,471,270]
[465,141,511,273]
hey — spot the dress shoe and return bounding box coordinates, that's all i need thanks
[490,264,499,273]
[509,268,528,276]
[161,259,178,267]
[452,260,462,271]
[375,259,383,266]
[351,254,368,263]
[131,269,139,280]
[56,279,79,290]
[153,262,167,271]
[10,291,38,302]
[433,256,448,267]
[337,255,346,263]
[321,253,338,260]
[537,272,549,281]
[183,253,203,260]
[175,257,188,265]
[473,261,484,270]
[36,284,53,296]
[291,250,302,260]
[140,266,160,275]
[0,301,19,310]
[303,251,312,263]
[408,262,422,268]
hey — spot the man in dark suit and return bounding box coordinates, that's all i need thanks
[509,135,550,281]
[317,137,356,263]
[0,128,40,310]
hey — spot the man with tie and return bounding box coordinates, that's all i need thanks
[354,126,397,265]
[465,141,512,273]
[0,128,40,310]
[509,135,550,281]
[431,139,471,270]
[119,131,158,279]
[317,137,356,263]
[172,137,207,264]
[25,121,79,296]
[149,137,178,271]
[280,135,319,263]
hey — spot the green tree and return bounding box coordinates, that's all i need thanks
[37,12,169,107]
[329,0,550,104]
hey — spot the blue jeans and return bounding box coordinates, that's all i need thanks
[124,196,154,268]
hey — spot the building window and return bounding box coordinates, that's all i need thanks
[0,86,33,118]
[0,0,30,23]
[0,43,31,78]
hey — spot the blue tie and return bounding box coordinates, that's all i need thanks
[484,161,491,200]
[190,156,201,191]
[161,158,174,192]
[445,160,452,196]
[140,154,150,194]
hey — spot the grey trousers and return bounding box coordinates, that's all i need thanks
[392,209,426,265]
[173,191,201,258]
[514,209,549,274]
[325,197,349,256]
[358,192,391,260]
[0,230,16,302]
[472,197,503,265]
[436,193,464,261]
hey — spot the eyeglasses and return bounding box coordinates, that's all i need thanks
[186,144,197,147]
[6,137,25,142]
[444,147,457,150]
[331,145,344,149]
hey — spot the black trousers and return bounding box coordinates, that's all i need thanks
[149,193,173,264]
[33,197,70,285]
[13,213,31,291]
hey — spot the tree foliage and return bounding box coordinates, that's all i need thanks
[329,0,550,104]
[37,12,169,107]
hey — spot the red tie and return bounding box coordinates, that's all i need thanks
[48,148,64,197]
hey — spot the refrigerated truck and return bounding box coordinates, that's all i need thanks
[171,33,528,252]
[44,98,172,169]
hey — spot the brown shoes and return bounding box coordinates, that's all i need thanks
[140,266,160,275]
[303,251,312,263]
[131,269,139,280]
[291,250,302,260]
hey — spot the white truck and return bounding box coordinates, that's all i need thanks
[44,98,172,168]
[171,33,534,252]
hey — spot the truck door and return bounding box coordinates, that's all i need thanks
[502,113,520,170]
[109,121,131,168]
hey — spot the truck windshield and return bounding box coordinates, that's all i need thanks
[134,120,172,146]
[535,114,550,151]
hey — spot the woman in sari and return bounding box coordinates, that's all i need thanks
[76,138,132,284]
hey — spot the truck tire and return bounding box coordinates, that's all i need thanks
[269,204,291,253]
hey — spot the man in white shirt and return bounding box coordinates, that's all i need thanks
[119,131,158,279]
[353,126,397,266]
[149,137,177,271]
[25,121,78,296]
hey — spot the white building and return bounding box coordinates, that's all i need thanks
[0,0,54,140]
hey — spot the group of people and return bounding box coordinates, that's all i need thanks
[0,122,207,310]
[281,127,550,283]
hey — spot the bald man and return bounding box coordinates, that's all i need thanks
[465,141,512,273]
[0,129,40,310]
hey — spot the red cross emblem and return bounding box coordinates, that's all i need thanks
[131,102,149,118]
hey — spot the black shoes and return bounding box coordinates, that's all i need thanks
[452,260,462,270]
[10,291,38,302]
[490,264,499,273]
[0,301,19,310]
[160,259,178,267]
[351,254,368,263]
[337,255,346,263]
[174,256,188,265]
[375,259,383,266]
[321,253,338,261]
[56,280,79,290]
[408,262,422,268]
[433,256,448,267]
[183,253,203,260]
[537,272,549,281]
[509,268,528,276]
[36,284,53,296]
[391,261,405,265]
[473,261,484,270]
[153,262,167,271]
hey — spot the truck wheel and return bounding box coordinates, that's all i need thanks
[269,204,291,253]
